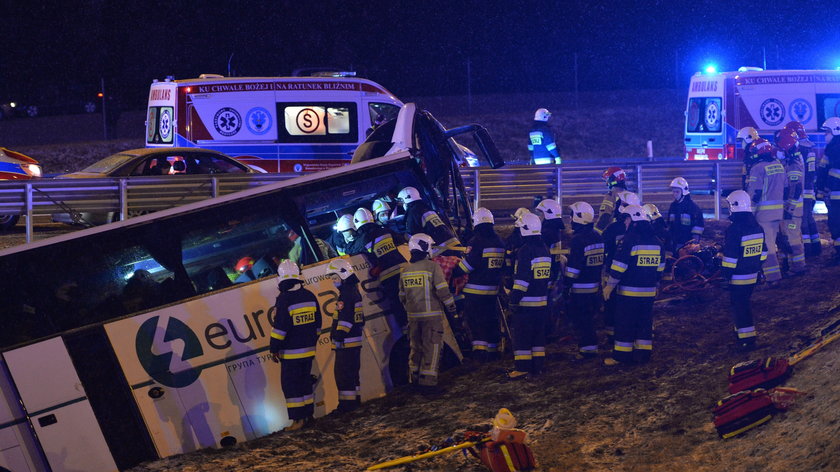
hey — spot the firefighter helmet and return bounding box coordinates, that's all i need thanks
[602,167,626,189]
[277,259,302,281]
[372,199,391,217]
[669,177,690,196]
[516,212,542,236]
[353,208,374,227]
[534,108,551,121]
[784,121,813,147]
[749,138,774,156]
[512,207,531,221]
[568,201,595,224]
[736,127,759,145]
[397,186,421,206]
[617,191,641,207]
[822,117,840,136]
[336,214,355,232]
[535,199,562,220]
[643,203,662,221]
[726,190,752,213]
[325,258,354,280]
[777,128,799,153]
[472,207,495,226]
[408,233,435,253]
[621,204,648,222]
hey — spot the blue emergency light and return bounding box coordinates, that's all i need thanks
[704,64,718,74]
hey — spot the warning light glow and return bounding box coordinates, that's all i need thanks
[97,92,104,98]
[704,64,718,74]
[185,87,192,93]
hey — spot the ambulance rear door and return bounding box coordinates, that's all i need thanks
[147,82,177,148]
[685,74,725,160]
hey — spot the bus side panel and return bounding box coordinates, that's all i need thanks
[0,360,48,472]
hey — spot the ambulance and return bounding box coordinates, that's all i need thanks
[146,72,403,173]
[684,68,840,160]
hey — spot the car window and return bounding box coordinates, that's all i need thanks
[81,153,136,173]
[186,153,247,174]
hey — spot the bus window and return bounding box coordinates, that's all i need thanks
[277,102,358,143]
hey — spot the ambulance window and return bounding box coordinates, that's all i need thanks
[816,94,840,126]
[327,107,351,134]
[686,97,722,133]
[277,102,358,143]
[146,106,174,144]
[369,103,400,125]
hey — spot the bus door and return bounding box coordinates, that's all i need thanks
[2,337,117,472]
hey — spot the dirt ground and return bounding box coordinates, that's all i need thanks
[124,220,840,472]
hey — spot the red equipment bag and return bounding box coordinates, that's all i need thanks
[476,440,537,472]
[713,389,776,439]
[727,356,791,394]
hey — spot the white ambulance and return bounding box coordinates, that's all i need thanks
[684,68,840,161]
[146,72,403,173]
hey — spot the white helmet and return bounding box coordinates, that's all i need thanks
[516,212,542,236]
[325,258,354,280]
[736,127,759,144]
[670,177,690,196]
[277,259,302,281]
[822,117,840,136]
[534,108,551,122]
[372,199,391,216]
[726,190,752,213]
[535,199,562,220]
[336,214,355,232]
[353,208,374,227]
[408,233,435,253]
[568,201,594,224]
[397,187,421,207]
[643,203,662,221]
[512,207,531,221]
[472,207,495,226]
[617,191,641,207]
[621,204,648,222]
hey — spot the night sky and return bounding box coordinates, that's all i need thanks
[3,0,840,109]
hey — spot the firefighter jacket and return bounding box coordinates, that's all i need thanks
[802,149,817,201]
[667,194,704,248]
[603,220,627,270]
[595,186,624,234]
[721,212,768,286]
[504,230,524,285]
[399,258,456,319]
[331,278,364,349]
[541,218,566,261]
[404,201,460,250]
[747,158,786,220]
[453,224,505,296]
[783,152,805,216]
[607,223,665,298]
[528,121,561,164]
[270,285,322,359]
[510,235,551,307]
[357,222,407,281]
[563,223,604,294]
[817,138,840,200]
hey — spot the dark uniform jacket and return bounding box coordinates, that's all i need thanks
[404,200,460,250]
[356,222,407,281]
[541,218,566,275]
[607,224,665,298]
[667,195,704,249]
[721,212,768,286]
[602,220,627,271]
[563,223,604,294]
[817,138,840,196]
[270,286,322,359]
[331,279,365,349]
[453,224,505,296]
[510,235,551,308]
[528,121,560,164]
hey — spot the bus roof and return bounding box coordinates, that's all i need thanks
[150,75,397,97]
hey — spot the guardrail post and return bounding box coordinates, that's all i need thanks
[555,165,562,208]
[212,177,219,198]
[25,183,33,243]
[635,164,643,201]
[714,162,721,220]
[118,179,128,221]
[473,168,480,211]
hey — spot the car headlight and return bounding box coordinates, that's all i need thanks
[27,164,42,177]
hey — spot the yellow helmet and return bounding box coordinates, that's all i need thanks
[736,127,759,144]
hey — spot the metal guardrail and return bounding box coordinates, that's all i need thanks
[1,160,744,242]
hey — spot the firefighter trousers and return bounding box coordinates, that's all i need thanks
[612,295,654,364]
[511,306,547,374]
[781,216,806,272]
[281,357,315,421]
[801,198,821,256]
[464,293,501,362]
[382,275,410,386]
[756,216,782,282]
[567,292,599,354]
[334,347,361,411]
[408,315,444,386]
[729,284,757,346]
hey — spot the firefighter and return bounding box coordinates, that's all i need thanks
[601,191,639,340]
[666,177,704,253]
[399,233,457,394]
[528,108,562,165]
[786,122,821,257]
[398,186,461,254]
[507,213,551,379]
[535,198,566,336]
[452,207,505,362]
[563,202,604,359]
[746,138,786,283]
[328,214,356,256]
[720,190,768,351]
[603,205,665,366]
[595,167,628,234]
[324,258,364,412]
[777,128,807,274]
[269,259,322,431]
[818,117,840,264]
[737,127,760,190]
[644,203,673,280]
[373,198,405,234]
[504,208,532,288]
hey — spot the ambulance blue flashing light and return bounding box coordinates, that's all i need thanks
[704,65,718,74]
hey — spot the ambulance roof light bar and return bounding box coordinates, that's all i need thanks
[199,74,225,79]
[310,71,357,78]
[738,66,764,72]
